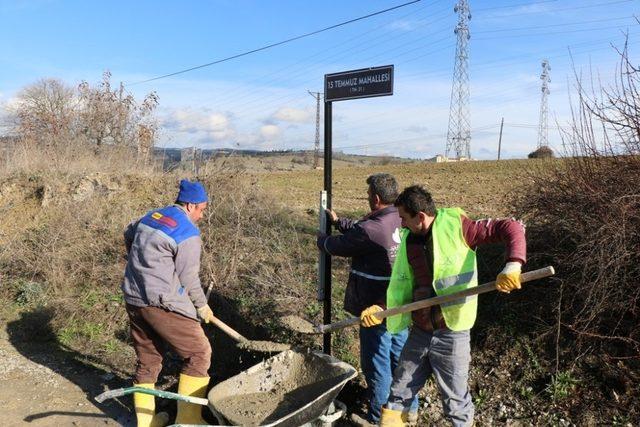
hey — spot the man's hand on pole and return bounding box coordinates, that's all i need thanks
[197,305,215,324]
[496,261,522,293]
[325,209,338,225]
[360,305,384,327]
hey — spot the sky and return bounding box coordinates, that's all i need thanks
[1,0,638,159]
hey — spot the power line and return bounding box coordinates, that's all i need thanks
[476,23,639,40]
[127,0,423,86]
[474,0,559,12]
[475,16,634,33]
[168,4,636,126]
[474,0,635,19]
[187,2,451,110]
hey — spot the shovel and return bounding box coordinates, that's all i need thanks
[285,266,555,334]
[203,281,290,353]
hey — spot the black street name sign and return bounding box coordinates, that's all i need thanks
[324,65,394,102]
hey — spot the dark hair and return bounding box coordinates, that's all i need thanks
[394,185,436,216]
[175,197,213,206]
[366,173,399,204]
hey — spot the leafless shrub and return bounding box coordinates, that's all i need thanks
[520,40,640,360]
[77,71,158,159]
[2,72,159,172]
[197,171,316,315]
[527,145,555,159]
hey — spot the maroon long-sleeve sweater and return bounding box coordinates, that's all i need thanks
[407,215,526,332]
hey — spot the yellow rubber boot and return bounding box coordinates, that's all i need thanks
[380,407,405,427]
[175,373,209,425]
[402,411,419,426]
[133,383,169,427]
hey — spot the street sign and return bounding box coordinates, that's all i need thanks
[324,65,394,102]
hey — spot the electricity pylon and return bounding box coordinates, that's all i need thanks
[445,0,472,160]
[308,91,322,168]
[537,59,551,148]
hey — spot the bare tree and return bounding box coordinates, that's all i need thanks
[11,79,77,147]
[78,71,158,159]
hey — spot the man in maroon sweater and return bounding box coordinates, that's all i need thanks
[365,185,525,427]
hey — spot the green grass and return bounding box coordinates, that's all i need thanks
[102,339,121,354]
[547,370,580,401]
[12,279,45,306]
[58,320,106,347]
[473,388,489,408]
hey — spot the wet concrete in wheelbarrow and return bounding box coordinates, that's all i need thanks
[209,351,348,426]
[237,339,291,353]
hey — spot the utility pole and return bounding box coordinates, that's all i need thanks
[537,59,551,149]
[446,0,472,160]
[192,146,197,174]
[497,117,504,160]
[308,91,322,169]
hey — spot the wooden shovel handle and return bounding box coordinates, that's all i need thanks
[202,282,250,344]
[207,315,249,344]
[316,266,555,334]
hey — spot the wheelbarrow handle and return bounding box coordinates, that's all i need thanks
[316,266,556,334]
[95,386,209,406]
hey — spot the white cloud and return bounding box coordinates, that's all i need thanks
[387,20,417,32]
[272,107,312,123]
[480,3,555,21]
[260,124,281,141]
[162,108,235,142]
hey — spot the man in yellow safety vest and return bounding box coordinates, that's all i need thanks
[360,185,526,427]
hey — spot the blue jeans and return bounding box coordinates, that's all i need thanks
[359,324,418,423]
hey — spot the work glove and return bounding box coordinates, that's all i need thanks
[496,261,522,293]
[360,305,384,327]
[196,305,215,324]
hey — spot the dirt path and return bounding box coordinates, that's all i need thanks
[0,327,132,427]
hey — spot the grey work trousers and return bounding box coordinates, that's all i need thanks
[387,327,474,427]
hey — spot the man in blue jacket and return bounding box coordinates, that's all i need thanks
[317,173,416,425]
[122,179,215,427]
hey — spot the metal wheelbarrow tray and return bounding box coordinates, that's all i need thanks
[207,349,357,426]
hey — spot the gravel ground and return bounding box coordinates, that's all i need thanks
[0,326,132,426]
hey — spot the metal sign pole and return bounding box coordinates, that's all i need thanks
[320,64,393,355]
[322,100,333,355]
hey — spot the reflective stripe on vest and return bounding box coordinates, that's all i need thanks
[434,270,477,291]
[351,269,391,281]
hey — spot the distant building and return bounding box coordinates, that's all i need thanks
[425,154,447,163]
[440,155,474,162]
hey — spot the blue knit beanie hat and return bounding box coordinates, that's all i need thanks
[177,179,208,204]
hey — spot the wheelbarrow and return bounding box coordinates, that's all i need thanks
[95,349,356,426]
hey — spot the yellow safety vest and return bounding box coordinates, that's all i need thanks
[386,207,478,333]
